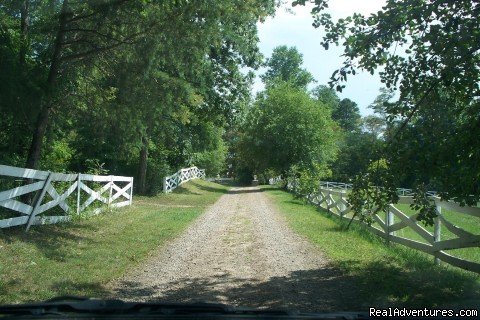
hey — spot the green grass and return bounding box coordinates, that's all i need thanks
[0,179,229,304]
[262,186,480,308]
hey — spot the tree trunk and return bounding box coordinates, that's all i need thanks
[19,0,29,66]
[137,137,148,195]
[25,0,69,169]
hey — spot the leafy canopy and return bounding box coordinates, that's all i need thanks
[237,82,338,175]
[261,45,315,89]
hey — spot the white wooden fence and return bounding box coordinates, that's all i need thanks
[271,178,480,274]
[163,166,205,193]
[268,175,283,185]
[318,181,438,197]
[0,164,133,231]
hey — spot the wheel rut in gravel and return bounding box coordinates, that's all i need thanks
[109,186,360,312]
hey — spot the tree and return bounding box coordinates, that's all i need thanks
[369,88,394,118]
[330,131,383,182]
[332,98,361,132]
[362,115,386,139]
[21,0,156,169]
[237,82,338,177]
[260,45,315,89]
[359,88,397,139]
[311,85,340,110]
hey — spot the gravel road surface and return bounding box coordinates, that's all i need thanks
[108,186,359,312]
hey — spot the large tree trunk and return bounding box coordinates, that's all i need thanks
[137,137,148,195]
[25,0,69,169]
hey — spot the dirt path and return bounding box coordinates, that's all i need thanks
[108,187,359,312]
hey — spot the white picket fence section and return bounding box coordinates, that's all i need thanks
[0,164,133,230]
[272,178,480,274]
[163,166,206,193]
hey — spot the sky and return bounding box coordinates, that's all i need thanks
[254,0,387,116]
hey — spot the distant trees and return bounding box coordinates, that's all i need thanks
[332,98,361,132]
[261,46,315,90]
[311,85,339,109]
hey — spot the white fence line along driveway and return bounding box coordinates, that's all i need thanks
[163,166,205,193]
[0,164,133,231]
[271,178,480,274]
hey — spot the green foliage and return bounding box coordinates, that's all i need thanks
[411,184,438,226]
[261,45,315,90]
[348,159,399,225]
[330,131,383,182]
[332,98,361,132]
[84,159,109,176]
[39,139,74,173]
[286,163,330,200]
[237,81,338,177]
[311,85,339,109]
[191,143,227,178]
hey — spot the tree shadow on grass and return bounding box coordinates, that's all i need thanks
[0,223,98,262]
[171,188,202,196]
[225,187,279,195]
[189,181,229,195]
[340,259,480,309]
[50,280,111,300]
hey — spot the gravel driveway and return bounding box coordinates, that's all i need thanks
[108,186,360,312]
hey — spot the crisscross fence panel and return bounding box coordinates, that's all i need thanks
[0,164,133,230]
[273,178,480,274]
[163,166,206,193]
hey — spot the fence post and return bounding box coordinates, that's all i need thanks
[129,177,134,205]
[386,205,395,243]
[434,203,442,265]
[25,173,53,232]
[108,175,113,208]
[339,191,346,218]
[163,176,168,193]
[326,189,331,213]
[76,173,81,215]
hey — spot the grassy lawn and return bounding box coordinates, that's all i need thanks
[0,179,229,304]
[262,186,480,308]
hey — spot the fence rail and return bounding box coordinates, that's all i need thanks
[0,164,133,230]
[163,166,205,193]
[268,179,438,197]
[271,178,480,274]
[318,181,438,197]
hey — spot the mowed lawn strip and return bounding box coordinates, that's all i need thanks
[0,179,229,304]
[261,186,480,308]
